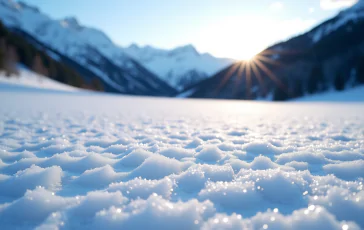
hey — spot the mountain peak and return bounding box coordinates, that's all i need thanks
[128,43,140,50]
[17,1,40,13]
[59,17,83,30]
[342,0,364,13]
[170,44,199,56]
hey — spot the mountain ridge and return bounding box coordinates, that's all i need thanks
[180,0,364,100]
[0,0,233,91]
[0,0,179,95]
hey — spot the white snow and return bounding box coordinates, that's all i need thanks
[0,87,363,229]
[0,68,79,92]
[123,44,234,89]
[311,0,364,43]
[294,86,364,102]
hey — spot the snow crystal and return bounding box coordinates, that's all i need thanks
[107,177,174,199]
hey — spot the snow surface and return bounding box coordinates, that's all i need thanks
[294,86,364,102]
[0,68,79,92]
[0,87,363,229]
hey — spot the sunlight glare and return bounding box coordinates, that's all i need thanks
[242,53,257,61]
[196,16,272,60]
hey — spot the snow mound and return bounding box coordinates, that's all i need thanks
[202,207,360,230]
[108,177,174,199]
[71,165,124,188]
[242,142,292,156]
[0,165,62,197]
[0,187,77,228]
[159,147,195,160]
[90,195,215,230]
[114,149,153,168]
[130,155,186,179]
[196,146,225,162]
[323,160,364,180]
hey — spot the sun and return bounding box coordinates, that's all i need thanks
[195,16,275,61]
[213,48,289,99]
[241,52,257,61]
[210,43,261,61]
[230,45,264,61]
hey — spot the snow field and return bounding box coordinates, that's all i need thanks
[0,91,363,229]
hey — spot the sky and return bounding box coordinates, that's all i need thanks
[21,0,358,60]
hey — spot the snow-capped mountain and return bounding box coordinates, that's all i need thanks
[310,0,364,43]
[0,0,177,95]
[0,0,232,93]
[181,0,364,100]
[123,44,233,90]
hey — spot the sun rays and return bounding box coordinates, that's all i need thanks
[215,49,291,99]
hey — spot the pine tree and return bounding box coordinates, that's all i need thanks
[91,78,104,91]
[334,72,346,91]
[307,64,324,94]
[273,86,289,101]
[47,59,57,80]
[357,56,364,84]
[32,53,48,81]
[0,21,8,38]
[293,79,304,98]
[4,45,19,76]
[0,38,5,70]
[17,44,33,68]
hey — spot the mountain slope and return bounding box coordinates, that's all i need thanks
[294,85,364,102]
[123,44,234,90]
[182,0,364,100]
[0,66,80,92]
[0,0,176,96]
[0,0,232,93]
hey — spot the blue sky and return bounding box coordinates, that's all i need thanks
[21,0,358,59]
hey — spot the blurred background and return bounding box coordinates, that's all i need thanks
[1,0,364,101]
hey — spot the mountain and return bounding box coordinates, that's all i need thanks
[0,0,232,93]
[123,44,233,90]
[181,0,364,100]
[0,0,176,96]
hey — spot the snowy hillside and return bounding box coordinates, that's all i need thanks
[1,86,364,229]
[0,68,80,92]
[0,0,176,96]
[124,44,233,90]
[295,86,364,102]
[0,0,232,92]
[183,0,364,100]
[311,0,364,42]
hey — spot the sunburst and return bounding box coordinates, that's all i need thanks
[215,48,293,99]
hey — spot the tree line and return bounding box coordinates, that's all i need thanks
[272,57,364,101]
[0,20,103,91]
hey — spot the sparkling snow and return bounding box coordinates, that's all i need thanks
[0,88,364,229]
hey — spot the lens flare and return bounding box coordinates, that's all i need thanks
[215,48,297,99]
